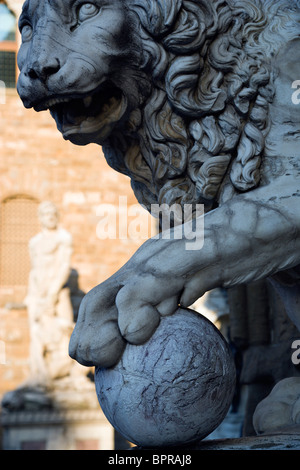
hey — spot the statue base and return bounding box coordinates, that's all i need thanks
[0,408,114,450]
[133,427,300,450]
[186,428,300,450]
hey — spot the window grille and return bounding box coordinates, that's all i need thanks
[0,2,17,88]
[0,196,39,286]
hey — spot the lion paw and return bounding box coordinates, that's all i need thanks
[69,282,126,368]
[69,273,178,368]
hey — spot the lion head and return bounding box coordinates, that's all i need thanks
[17,0,298,214]
[17,1,152,145]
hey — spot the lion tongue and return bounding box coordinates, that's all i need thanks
[64,99,86,125]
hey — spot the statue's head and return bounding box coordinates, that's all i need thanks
[18,0,284,213]
[38,201,59,230]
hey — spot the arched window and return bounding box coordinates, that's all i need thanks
[0,196,40,286]
[0,1,17,88]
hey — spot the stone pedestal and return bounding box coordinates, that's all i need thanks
[1,408,114,450]
[189,428,300,450]
[133,428,300,450]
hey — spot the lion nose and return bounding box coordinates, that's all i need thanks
[27,56,61,81]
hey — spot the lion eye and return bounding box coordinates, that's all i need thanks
[78,3,99,22]
[20,24,33,42]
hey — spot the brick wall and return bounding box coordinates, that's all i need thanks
[0,88,153,396]
[0,1,152,448]
[0,89,148,291]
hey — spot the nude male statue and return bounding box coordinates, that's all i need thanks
[24,201,74,382]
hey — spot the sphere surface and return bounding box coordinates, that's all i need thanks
[95,308,236,448]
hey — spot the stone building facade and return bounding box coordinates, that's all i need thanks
[0,0,153,449]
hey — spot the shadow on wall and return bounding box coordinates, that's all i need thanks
[5,268,85,323]
[66,268,86,322]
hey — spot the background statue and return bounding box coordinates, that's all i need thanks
[16,0,300,440]
[24,201,74,384]
[2,202,97,411]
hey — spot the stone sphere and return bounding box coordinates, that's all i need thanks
[95,308,236,448]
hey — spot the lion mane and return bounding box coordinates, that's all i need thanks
[102,0,298,214]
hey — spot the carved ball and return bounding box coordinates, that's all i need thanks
[95,308,236,448]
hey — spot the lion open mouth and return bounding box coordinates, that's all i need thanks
[37,82,127,145]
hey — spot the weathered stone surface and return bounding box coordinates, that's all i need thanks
[95,308,236,448]
[253,378,300,435]
[180,430,300,450]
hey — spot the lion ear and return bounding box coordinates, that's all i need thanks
[134,0,182,36]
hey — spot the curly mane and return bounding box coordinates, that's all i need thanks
[103,0,297,213]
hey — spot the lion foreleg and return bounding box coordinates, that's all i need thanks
[70,177,300,367]
[179,178,300,307]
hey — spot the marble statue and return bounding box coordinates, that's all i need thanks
[24,201,74,383]
[2,202,98,411]
[97,308,236,447]
[16,0,300,444]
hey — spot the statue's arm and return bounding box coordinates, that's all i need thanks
[47,233,73,304]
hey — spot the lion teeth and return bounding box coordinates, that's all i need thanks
[46,97,70,108]
[83,96,93,108]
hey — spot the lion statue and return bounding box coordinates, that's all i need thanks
[17,0,300,431]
